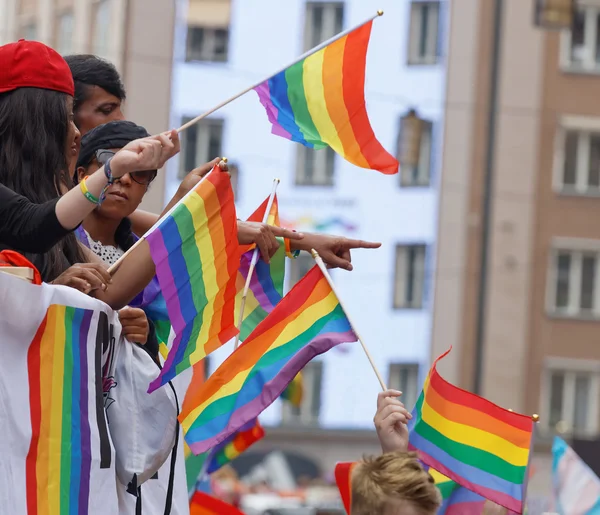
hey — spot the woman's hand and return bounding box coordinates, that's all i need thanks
[118,307,149,344]
[374,390,411,454]
[111,129,181,178]
[237,221,304,264]
[51,263,112,294]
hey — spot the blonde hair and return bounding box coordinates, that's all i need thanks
[350,452,441,515]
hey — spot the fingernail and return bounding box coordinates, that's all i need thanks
[347,264,354,271]
[102,283,107,290]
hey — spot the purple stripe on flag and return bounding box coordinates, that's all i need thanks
[147,229,186,331]
[78,310,93,512]
[254,82,293,140]
[239,254,278,312]
[188,329,357,454]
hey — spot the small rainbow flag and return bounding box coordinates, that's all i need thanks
[179,265,357,454]
[205,418,265,474]
[26,305,95,514]
[408,349,534,514]
[254,21,398,174]
[281,371,304,408]
[334,462,357,514]
[189,491,244,515]
[429,469,488,515]
[147,170,241,392]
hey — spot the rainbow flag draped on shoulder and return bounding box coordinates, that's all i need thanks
[147,169,241,392]
[179,265,357,454]
[254,21,398,174]
[408,349,534,514]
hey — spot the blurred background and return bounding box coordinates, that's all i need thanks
[1,0,597,512]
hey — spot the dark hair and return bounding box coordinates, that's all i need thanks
[64,54,126,113]
[0,87,86,281]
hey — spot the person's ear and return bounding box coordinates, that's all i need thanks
[76,166,87,184]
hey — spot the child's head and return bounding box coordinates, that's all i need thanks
[75,120,155,221]
[351,452,441,515]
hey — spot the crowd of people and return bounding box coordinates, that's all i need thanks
[0,39,511,515]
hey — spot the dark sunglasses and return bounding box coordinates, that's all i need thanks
[95,149,158,186]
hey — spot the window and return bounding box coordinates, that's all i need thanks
[398,119,433,187]
[560,4,600,73]
[407,1,440,65]
[186,27,229,62]
[558,128,600,194]
[304,2,344,50]
[388,364,420,410]
[288,253,315,289]
[548,248,600,317]
[543,366,599,436]
[227,162,239,199]
[296,147,335,186]
[394,244,426,309]
[55,10,74,55]
[281,362,323,425]
[179,117,224,179]
[92,0,111,57]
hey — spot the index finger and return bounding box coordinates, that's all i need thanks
[85,264,112,285]
[377,389,402,408]
[342,239,382,250]
[270,226,305,240]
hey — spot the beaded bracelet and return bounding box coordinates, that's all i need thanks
[80,178,100,205]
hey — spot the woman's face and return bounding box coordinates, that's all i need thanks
[66,96,81,179]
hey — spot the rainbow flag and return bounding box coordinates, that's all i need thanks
[205,418,265,474]
[334,462,356,514]
[408,349,534,514]
[254,21,398,174]
[179,265,357,454]
[281,371,303,408]
[26,305,95,514]
[429,469,488,515]
[147,170,241,392]
[189,491,244,515]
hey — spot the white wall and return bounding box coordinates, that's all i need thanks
[169,0,447,428]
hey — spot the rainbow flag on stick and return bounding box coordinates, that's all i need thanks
[179,265,357,454]
[146,169,241,392]
[408,349,534,514]
[254,18,398,174]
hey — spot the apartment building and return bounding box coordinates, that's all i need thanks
[431,0,600,497]
[0,0,176,213]
[169,0,448,473]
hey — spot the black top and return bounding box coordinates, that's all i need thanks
[0,183,71,253]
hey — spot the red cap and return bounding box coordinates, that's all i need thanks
[0,40,74,96]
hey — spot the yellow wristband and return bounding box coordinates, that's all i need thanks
[80,178,100,205]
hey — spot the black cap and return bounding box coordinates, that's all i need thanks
[76,120,151,172]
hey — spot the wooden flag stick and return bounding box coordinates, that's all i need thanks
[107,164,220,275]
[311,249,387,391]
[176,10,384,134]
[233,178,281,349]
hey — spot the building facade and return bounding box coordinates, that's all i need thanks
[0,0,176,214]
[431,0,600,498]
[169,0,448,471]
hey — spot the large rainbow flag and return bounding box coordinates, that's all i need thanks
[26,305,95,514]
[408,349,534,514]
[254,21,398,174]
[179,265,357,454]
[147,170,241,392]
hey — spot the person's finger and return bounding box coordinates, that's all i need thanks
[385,411,410,426]
[380,396,406,410]
[339,239,382,250]
[269,226,305,240]
[65,277,92,294]
[192,158,219,177]
[118,307,144,320]
[124,333,148,344]
[256,232,271,264]
[377,404,411,425]
[377,389,402,408]
[83,263,112,285]
[218,158,229,172]
[76,268,107,291]
[322,251,353,271]
[264,227,279,258]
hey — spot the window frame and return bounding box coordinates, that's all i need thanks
[559,1,600,74]
[91,0,112,58]
[185,25,230,63]
[55,8,75,56]
[287,252,316,290]
[540,357,600,436]
[178,116,225,180]
[281,361,323,426]
[407,1,441,66]
[398,118,434,187]
[393,243,427,310]
[295,146,336,187]
[388,363,420,411]
[303,2,344,51]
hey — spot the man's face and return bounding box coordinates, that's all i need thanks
[75,85,125,135]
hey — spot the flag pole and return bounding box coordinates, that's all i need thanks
[106,165,219,275]
[233,178,281,349]
[311,249,387,391]
[176,10,384,133]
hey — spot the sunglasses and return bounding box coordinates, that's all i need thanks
[95,149,158,186]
